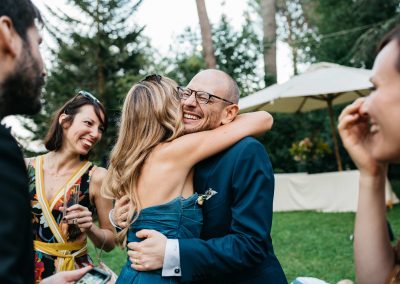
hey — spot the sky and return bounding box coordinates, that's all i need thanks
[3,0,295,143]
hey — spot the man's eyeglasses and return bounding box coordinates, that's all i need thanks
[77,90,100,104]
[177,86,234,105]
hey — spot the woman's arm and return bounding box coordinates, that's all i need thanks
[338,99,394,282]
[165,111,273,167]
[66,167,115,251]
[88,167,115,251]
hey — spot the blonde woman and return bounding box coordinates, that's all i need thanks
[102,75,272,283]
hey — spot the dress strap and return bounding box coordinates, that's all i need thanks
[35,155,92,243]
[48,160,93,210]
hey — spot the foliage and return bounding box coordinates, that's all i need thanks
[289,137,331,172]
[258,104,355,173]
[25,0,151,164]
[164,10,263,97]
[213,13,264,97]
[161,27,207,86]
[299,0,400,68]
[276,0,313,75]
[248,0,400,173]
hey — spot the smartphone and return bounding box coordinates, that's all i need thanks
[76,267,111,284]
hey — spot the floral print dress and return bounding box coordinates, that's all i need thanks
[28,156,97,283]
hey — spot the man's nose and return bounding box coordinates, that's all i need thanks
[183,93,197,107]
[42,67,47,78]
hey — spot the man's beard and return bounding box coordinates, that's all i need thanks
[0,45,45,117]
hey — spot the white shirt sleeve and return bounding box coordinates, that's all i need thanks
[161,239,181,277]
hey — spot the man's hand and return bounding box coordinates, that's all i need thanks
[113,195,130,228]
[40,266,92,284]
[128,229,167,271]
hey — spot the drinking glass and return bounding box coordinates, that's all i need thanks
[63,184,80,219]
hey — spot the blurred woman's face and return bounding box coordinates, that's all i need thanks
[360,40,400,162]
[62,104,105,155]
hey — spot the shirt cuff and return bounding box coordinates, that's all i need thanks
[108,209,122,231]
[162,239,181,277]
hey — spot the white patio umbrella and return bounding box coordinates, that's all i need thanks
[239,62,373,171]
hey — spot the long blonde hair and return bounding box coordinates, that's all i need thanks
[101,75,184,245]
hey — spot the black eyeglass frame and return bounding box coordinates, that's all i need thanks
[177,86,234,105]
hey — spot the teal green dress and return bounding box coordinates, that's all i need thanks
[116,194,202,283]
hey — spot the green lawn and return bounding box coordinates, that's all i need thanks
[88,204,400,283]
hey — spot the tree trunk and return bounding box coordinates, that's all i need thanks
[261,0,277,86]
[95,0,107,166]
[195,0,216,68]
[282,2,298,75]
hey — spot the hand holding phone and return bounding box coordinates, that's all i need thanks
[75,267,111,284]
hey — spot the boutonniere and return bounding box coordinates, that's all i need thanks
[197,188,218,205]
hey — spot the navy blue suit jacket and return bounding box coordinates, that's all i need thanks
[179,137,286,283]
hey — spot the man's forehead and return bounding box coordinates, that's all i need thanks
[187,76,227,95]
[187,81,214,94]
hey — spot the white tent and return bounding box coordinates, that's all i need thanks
[239,62,373,171]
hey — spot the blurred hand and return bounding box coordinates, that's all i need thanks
[128,229,167,271]
[338,98,385,175]
[62,204,93,233]
[113,195,130,228]
[40,266,92,284]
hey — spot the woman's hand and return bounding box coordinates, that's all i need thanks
[113,195,130,229]
[338,98,385,176]
[62,204,93,233]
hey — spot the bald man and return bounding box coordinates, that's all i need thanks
[113,69,287,283]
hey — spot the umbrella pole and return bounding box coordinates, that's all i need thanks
[327,99,343,171]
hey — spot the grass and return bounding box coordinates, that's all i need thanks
[87,240,126,273]
[272,210,356,283]
[88,202,400,283]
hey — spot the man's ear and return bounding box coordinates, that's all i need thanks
[221,104,239,125]
[0,16,21,58]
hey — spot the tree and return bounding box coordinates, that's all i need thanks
[261,0,277,85]
[164,11,263,97]
[300,0,400,68]
[27,0,150,163]
[213,14,263,96]
[251,0,400,173]
[195,0,217,68]
[276,0,313,75]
